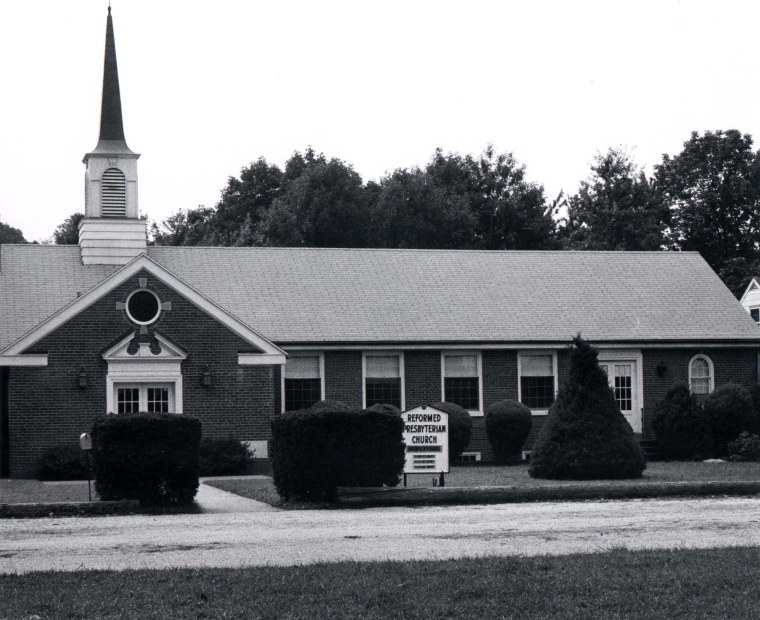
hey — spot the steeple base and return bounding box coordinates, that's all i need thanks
[79,218,147,265]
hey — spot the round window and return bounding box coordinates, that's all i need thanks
[126,290,161,325]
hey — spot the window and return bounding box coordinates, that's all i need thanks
[284,355,322,412]
[364,354,403,410]
[519,353,556,411]
[751,308,760,323]
[126,289,161,325]
[600,363,633,412]
[101,167,126,217]
[116,384,174,414]
[689,355,714,398]
[443,353,481,413]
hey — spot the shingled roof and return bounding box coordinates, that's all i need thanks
[1,245,758,351]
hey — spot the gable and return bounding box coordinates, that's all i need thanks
[0,253,285,365]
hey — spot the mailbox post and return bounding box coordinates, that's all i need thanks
[79,432,93,501]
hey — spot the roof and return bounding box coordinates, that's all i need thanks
[2,245,758,351]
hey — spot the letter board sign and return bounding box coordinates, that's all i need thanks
[401,405,449,474]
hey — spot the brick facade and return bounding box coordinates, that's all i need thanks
[4,267,760,476]
[7,271,278,478]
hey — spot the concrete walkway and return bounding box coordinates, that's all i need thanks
[196,478,277,513]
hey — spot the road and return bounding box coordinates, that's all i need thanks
[2,495,760,574]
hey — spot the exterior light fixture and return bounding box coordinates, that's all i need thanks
[656,364,668,378]
[78,367,88,389]
[202,364,212,387]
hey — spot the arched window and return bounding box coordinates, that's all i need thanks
[689,355,714,397]
[101,167,126,216]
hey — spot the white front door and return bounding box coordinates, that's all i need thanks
[599,360,641,433]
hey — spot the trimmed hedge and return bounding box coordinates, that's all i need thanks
[728,431,760,462]
[91,413,202,507]
[431,401,472,459]
[529,336,645,480]
[485,400,532,464]
[36,444,90,481]
[199,438,254,476]
[271,406,405,502]
[702,383,760,457]
[652,384,714,460]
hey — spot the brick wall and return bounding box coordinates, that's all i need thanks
[8,270,277,478]
[324,351,363,408]
[641,348,758,440]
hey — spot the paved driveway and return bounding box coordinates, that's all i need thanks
[2,485,760,574]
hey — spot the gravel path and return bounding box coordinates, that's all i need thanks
[2,494,760,574]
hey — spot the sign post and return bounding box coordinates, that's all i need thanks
[401,404,449,487]
[79,432,93,502]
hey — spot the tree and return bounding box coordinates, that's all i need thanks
[0,219,26,244]
[259,152,370,247]
[52,213,84,245]
[529,336,646,480]
[562,148,667,250]
[427,147,557,250]
[654,130,760,272]
[150,206,215,246]
[369,167,477,249]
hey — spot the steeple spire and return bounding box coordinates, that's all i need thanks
[85,5,135,157]
[99,5,126,143]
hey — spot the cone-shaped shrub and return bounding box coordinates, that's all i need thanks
[652,383,713,460]
[529,336,645,479]
[485,400,532,463]
[432,401,472,459]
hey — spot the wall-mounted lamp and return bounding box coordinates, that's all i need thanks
[656,364,668,378]
[78,367,88,389]
[202,364,212,387]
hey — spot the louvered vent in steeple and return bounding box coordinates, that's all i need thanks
[101,168,126,216]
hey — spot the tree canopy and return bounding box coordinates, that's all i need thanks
[0,219,26,244]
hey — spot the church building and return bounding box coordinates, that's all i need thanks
[1,9,759,478]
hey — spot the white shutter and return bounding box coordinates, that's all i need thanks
[521,355,553,377]
[285,356,320,379]
[444,354,478,377]
[366,355,400,378]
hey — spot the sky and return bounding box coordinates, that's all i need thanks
[1,0,759,242]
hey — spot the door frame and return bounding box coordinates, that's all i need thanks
[598,349,643,434]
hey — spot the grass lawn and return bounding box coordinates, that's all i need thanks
[3,547,760,619]
[206,461,760,508]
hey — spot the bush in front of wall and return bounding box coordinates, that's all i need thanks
[529,336,645,480]
[652,383,714,460]
[727,431,760,462]
[431,401,472,459]
[36,444,90,481]
[702,383,760,457]
[91,412,202,507]
[199,437,254,476]
[270,406,405,502]
[308,400,350,413]
[485,400,533,464]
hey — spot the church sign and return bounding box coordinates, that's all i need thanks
[401,405,449,474]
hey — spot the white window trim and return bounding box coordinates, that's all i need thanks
[440,351,483,417]
[598,349,644,434]
[362,351,405,410]
[280,352,325,414]
[688,353,715,395]
[114,382,176,414]
[517,350,559,416]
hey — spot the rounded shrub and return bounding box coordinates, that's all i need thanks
[308,400,351,413]
[485,400,532,464]
[702,383,759,457]
[199,437,254,476]
[529,336,645,480]
[431,401,472,459]
[727,431,760,462]
[91,412,202,507]
[36,444,89,481]
[652,383,713,460]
